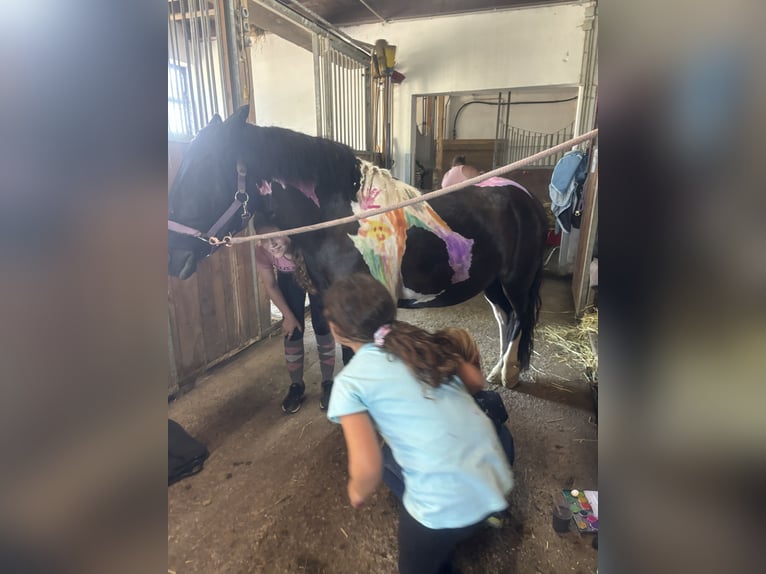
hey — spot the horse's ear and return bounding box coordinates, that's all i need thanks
[191,114,222,144]
[227,104,250,126]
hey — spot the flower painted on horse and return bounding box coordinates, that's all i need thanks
[360,219,393,244]
[350,212,406,296]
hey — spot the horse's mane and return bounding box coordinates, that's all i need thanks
[243,124,361,205]
[356,160,422,206]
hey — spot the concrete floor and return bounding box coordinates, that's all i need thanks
[168,273,598,573]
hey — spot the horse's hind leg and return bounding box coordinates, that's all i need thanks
[486,280,525,389]
[484,279,514,386]
[498,262,543,388]
[501,318,523,388]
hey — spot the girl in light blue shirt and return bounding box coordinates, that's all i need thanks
[324,273,513,574]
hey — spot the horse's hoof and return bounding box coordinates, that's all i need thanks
[502,362,521,389]
[487,366,503,386]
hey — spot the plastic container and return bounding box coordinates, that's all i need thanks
[552,503,573,533]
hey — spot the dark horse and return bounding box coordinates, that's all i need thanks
[168,106,548,386]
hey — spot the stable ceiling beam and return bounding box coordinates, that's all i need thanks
[247,0,371,61]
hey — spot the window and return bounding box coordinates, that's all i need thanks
[168,62,192,138]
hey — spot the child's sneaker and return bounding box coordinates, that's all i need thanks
[485,511,507,529]
[281,382,305,414]
[319,380,333,410]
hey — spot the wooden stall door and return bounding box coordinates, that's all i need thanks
[168,141,272,395]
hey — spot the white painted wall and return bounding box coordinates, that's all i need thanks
[247,2,590,181]
[345,3,590,180]
[250,34,317,135]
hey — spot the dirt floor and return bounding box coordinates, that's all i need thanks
[168,273,598,573]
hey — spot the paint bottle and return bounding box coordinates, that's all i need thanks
[552,493,572,533]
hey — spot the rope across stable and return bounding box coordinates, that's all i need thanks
[217,128,598,245]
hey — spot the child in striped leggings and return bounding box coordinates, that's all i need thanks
[254,225,336,413]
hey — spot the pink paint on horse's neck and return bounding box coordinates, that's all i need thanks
[274,178,320,207]
[259,180,273,195]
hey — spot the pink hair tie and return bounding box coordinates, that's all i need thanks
[373,324,392,347]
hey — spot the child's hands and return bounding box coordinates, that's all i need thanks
[282,314,303,338]
[339,413,382,508]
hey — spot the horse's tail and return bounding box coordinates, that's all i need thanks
[517,259,543,370]
[515,197,547,370]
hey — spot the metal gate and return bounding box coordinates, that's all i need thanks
[490,89,575,169]
[167,0,230,138]
[312,34,371,155]
[503,123,575,168]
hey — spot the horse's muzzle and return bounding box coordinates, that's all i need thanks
[168,250,198,279]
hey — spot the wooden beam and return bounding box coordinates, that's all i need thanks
[246,0,370,59]
[425,95,433,137]
[169,10,215,22]
[572,148,599,317]
[246,0,313,51]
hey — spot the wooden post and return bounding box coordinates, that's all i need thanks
[425,95,433,136]
[572,147,599,317]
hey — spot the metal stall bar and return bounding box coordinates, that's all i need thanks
[332,46,339,140]
[492,92,502,168]
[323,38,335,140]
[503,90,512,165]
[346,58,352,148]
[312,33,324,137]
[352,58,358,147]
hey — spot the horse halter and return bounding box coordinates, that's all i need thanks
[168,161,251,249]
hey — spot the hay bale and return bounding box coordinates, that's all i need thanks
[540,309,598,383]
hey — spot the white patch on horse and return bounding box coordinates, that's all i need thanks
[484,295,509,352]
[501,334,522,388]
[485,296,509,384]
[400,285,443,304]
